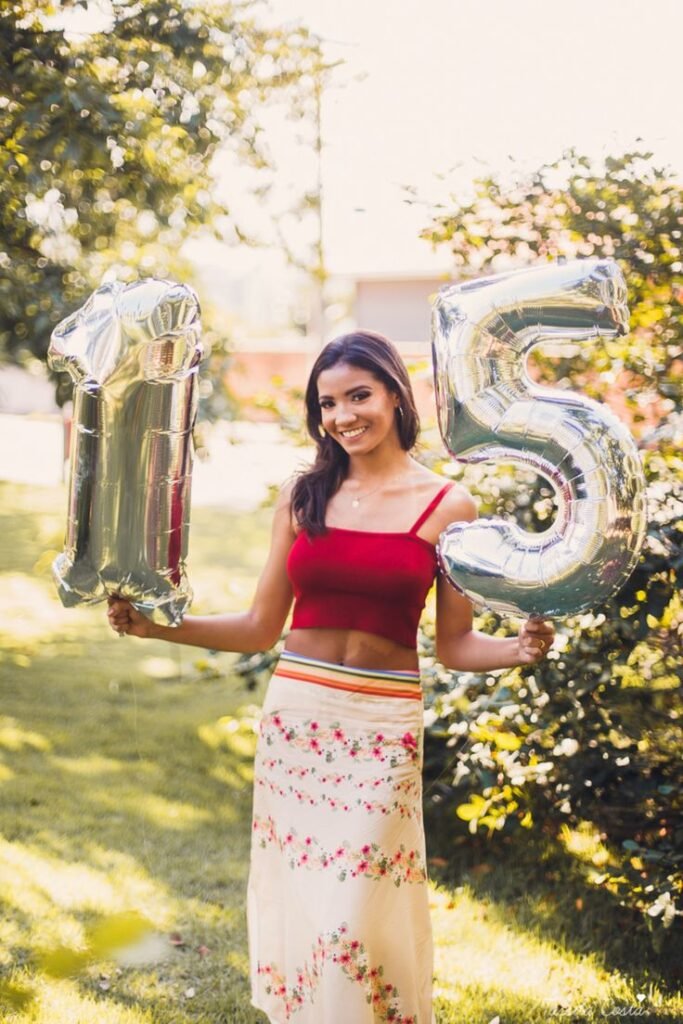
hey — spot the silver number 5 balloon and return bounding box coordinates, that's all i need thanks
[48,278,202,626]
[431,257,647,618]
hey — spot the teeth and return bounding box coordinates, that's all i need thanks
[340,427,367,438]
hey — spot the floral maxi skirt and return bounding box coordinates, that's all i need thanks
[247,651,434,1024]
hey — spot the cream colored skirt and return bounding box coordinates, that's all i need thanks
[247,651,434,1024]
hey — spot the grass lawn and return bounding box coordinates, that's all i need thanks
[0,481,680,1023]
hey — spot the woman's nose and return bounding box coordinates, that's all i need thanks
[335,407,357,425]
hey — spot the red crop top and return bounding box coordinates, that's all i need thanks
[286,482,455,649]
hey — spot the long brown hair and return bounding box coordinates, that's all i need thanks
[291,331,420,535]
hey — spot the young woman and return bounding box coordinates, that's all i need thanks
[108,331,555,1024]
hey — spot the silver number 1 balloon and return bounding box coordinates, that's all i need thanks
[431,257,647,618]
[48,278,202,626]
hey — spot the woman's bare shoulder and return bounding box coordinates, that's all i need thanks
[276,473,302,534]
[278,474,298,502]
[427,476,477,527]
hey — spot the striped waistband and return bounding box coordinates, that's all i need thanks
[274,650,422,701]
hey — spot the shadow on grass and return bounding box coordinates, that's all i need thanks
[425,798,683,1003]
[0,638,265,1022]
[0,483,277,1021]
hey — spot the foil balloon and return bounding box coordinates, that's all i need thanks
[48,278,202,626]
[431,257,647,618]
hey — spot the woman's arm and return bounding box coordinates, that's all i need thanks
[434,489,555,671]
[107,481,296,653]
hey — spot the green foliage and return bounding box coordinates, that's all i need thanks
[423,148,683,422]
[420,150,683,947]
[0,0,322,398]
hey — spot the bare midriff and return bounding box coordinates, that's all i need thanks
[284,627,419,673]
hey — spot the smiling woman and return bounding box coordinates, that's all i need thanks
[107,329,555,1023]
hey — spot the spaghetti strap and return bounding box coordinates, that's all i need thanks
[408,482,455,535]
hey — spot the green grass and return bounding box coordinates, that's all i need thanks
[0,481,680,1023]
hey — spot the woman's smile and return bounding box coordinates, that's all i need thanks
[338,425,369,440]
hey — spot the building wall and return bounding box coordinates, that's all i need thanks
[354,277,447,343]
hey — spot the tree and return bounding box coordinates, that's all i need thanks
[417,150,683,946]
[0,0,322,395]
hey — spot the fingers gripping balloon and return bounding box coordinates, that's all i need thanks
[431,258,647,619]
[48,278,202,626]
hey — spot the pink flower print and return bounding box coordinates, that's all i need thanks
[361,844,371,855]
[310,721,319,731]
[401,731,417,749]
[272,715,282,726]
[375,732,385,742]
[333,727,345,740]
[372,746,383,759]
[305,836,313,846]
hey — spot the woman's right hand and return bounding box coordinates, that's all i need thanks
[107,596,154,639]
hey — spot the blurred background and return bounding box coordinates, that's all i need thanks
[1,2,682,1022]
[3,0,682,498]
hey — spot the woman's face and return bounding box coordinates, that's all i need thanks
[316,361,400,455]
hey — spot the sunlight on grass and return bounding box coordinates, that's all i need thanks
[18,976,156,1024]
[95,791,213,831]
[0,716,51,753]
[197,711,259,759]
[137,656,182,680]
[209,761,254,790]
[0,572,77,646]
[50,754,126,777]
[0,838,173,945]
[430,884,630,1010]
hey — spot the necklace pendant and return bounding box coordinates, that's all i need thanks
[352,498,360,508]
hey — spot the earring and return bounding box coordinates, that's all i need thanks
[396,406,404,420]
[318,424,326,438]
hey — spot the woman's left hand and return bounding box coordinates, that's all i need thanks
[516,617,555,664]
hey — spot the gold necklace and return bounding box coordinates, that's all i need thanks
[348,468,411,505]
[347,480,388,509]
